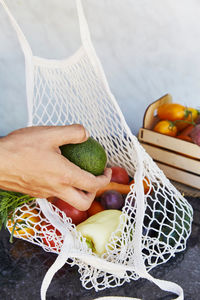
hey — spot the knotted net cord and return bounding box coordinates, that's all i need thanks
[0,1,192,299]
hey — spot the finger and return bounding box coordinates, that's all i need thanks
[44,124,89,147]
[60,159,112,192]
[56,186,96,211]
[6,125,89,148]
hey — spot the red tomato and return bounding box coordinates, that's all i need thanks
[53,198,88,225]
[111,166,129,184]
[41,223,63,251]
[87,200,104,217]
[47,196,58,204]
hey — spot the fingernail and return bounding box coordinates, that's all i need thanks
[85,129,90,139]
[105,168,112,177]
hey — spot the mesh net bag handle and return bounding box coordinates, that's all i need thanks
[0,1,192,300]
[0,0,34,124]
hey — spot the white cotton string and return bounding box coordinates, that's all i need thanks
[37,199,76,300]
[2,1,191,299]
[37,199,128,277]
[40,233,73,300]
[36,199,68,235]
[76,0,134,140]
[37,199,183,300]
[130,143,184,300]
[0,0,32,56]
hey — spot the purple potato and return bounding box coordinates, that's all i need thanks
[100,190,124,210]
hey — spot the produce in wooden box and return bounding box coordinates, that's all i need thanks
[153,102,199,140]
[157,103,198,123]
[153,120,178,137]
[176,107,198,130]
[176,124,194,142]
[190,124,200,146]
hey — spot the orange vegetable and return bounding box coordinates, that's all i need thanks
[177,124,195,136]
[96,182,131,197]
[175,108,198,131]
[176,135,193,142]
[176,124,195,142]
[129,177,152,194]
[7,208,41,238]
[157,103,190,121]
[153,120,178,137]
[87,200,104,217]
[96,178,151,197]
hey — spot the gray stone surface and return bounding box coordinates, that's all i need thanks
[0,196,199,300]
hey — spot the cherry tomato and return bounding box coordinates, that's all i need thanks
[176,107,199,131]
[153,120,178,137]
[53,198,88,225]
[47,196,58,204]
[157,103,187,121]
[7,208,41,238]
[111,166,129,184]
[87,200,104,217]
[157,103,198,123]
[40,223,63,251]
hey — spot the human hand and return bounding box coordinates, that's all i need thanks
[0,125,111,210]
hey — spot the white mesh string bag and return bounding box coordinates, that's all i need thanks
[1,1,193,300]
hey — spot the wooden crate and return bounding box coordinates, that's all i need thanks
[138,94,200,189]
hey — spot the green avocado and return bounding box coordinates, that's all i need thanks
[60,137,107,176]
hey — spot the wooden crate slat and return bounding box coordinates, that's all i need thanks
[138,128,200,159]
[141,142,200,175]
[143,94,173,129]
[156,162,200,190]
[139,94,200,189]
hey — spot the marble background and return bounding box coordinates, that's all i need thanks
[0,0,200,136]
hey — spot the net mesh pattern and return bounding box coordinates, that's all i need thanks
[7,46,193,291]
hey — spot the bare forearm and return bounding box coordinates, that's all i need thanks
[0,126,111,210]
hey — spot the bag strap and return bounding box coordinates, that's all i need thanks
[0,0,88,58]
[0,0,34,127]
[0,0,32,58]
[37,198,184,300]
[76,0,92,47]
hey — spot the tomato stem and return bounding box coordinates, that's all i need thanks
[173,119,196,126]
[168,121,176,130]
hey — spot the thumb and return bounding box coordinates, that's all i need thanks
[47,124,89,147]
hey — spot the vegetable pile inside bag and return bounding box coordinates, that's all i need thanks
[2,0,193,299]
